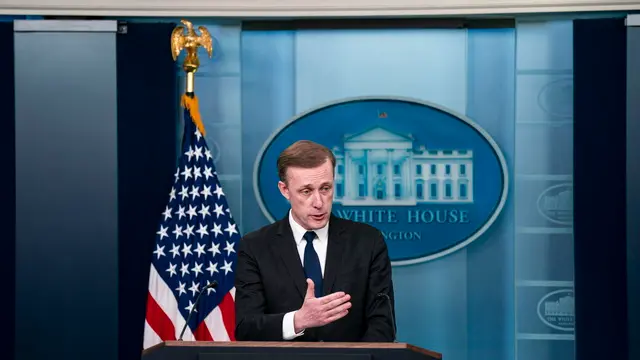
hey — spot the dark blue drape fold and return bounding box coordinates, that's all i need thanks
[0,21,15,360]
[573,17,628,360]
[116,21,178,360]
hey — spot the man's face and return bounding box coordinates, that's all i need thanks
[278,159,334,230]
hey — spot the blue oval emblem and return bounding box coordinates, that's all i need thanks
[537,78,574,120]
[253,97,509,265]
[537,289,575,331]
[537,183,573,226]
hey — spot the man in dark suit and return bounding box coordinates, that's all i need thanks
[234,140,395,342]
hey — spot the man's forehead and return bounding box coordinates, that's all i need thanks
[296,179,333,187]
[287,163,332,177]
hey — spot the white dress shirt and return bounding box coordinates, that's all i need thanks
[282,210,329,340]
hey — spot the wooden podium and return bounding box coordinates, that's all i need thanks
[141,341,442,360]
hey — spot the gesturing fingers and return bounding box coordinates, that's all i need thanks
[323,307,350,325]
[325,299,352,318]
[318,291,346,305]
[322,293,351,311]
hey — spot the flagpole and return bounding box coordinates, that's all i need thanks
[170,19,214,136]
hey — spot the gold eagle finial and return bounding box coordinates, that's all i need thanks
[171,19,213,73]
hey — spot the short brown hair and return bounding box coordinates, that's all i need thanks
[277,140,336,183]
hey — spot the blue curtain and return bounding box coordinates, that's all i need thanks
[573,17,628,360]
[116,22,179,360]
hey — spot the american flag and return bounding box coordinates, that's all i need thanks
[143,104,239,348]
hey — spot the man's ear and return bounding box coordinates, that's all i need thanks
[278,180,290,201]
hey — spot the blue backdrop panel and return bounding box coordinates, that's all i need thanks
[184,18,576,360]
[14,22,118,360]
[239,25,515,360]
[465,28,515,360]
[514,19,576,360]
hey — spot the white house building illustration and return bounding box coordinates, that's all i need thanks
[544,295,575,317]
[332,126,474,206]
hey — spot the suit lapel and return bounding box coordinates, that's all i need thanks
[273,216,307,299]
[322,214,345,296]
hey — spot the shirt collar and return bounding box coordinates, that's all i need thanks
[289,209,329,245]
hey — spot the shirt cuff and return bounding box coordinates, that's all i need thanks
[282,310,305,340]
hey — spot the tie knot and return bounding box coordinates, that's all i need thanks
[303,231,316,242]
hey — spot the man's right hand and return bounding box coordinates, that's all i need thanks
[293,279,352,333]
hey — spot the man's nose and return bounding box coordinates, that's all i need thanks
[312,192,323,208]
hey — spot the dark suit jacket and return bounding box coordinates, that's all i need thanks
[234,213,395,342]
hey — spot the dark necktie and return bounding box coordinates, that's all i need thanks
[303,231,323,298]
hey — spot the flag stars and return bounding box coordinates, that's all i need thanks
[201,185,212,200]
[224,222,238,237]
[180,263,190,277]
[224,241,236,256]
[156,225,168,240]
[203,166,213,180]
[184,146,195,162]
[213,184,225,199]
[184,224,195,239]
[221,260,233,275]
[206,261,219,276]
[181,166,192,181]
[185,300,196,313]
[213,203,224,218]
[187,205,198,219]
[193,166,202,180]
[153,124,241,321]
[211,223,223,238]
[190,185,200,200]
[191,262,203,278]
[170,244,181,258]
[181,243,193,258]
[173,224,183,239]
[207,242,220,257]
[153,244,166,259]
[176,281,186,296]
[194,146,203,161]
[196,223,208,238]
[176,205,186,220]
[166,263,177,277]
[199,204,210,219]
[189,281,200,297]
[179,186,189,200]
[194,243,207,257]
[162,206,172,221]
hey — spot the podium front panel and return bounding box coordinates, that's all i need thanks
[200,352,371,360]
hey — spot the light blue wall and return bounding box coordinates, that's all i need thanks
[514,19,575,360]
[180,18,575,360]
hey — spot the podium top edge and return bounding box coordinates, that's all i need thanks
[142,341,442,359]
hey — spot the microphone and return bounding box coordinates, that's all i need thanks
[376,292,397,342]
[178,280,218,341]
